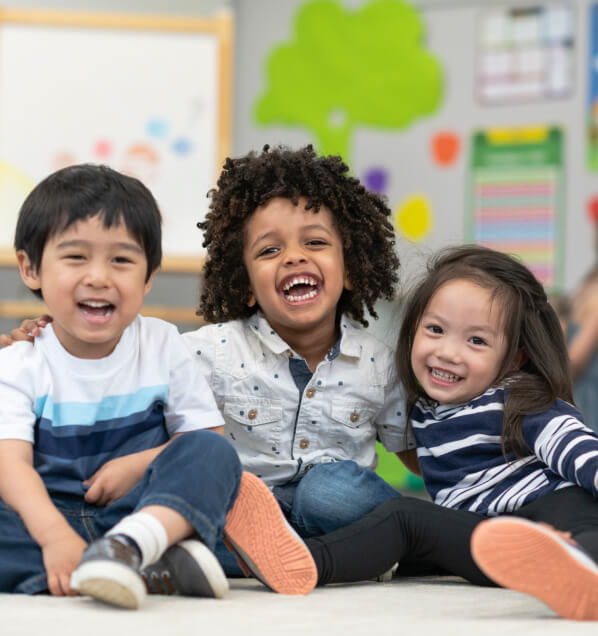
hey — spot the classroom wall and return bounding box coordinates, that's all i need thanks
[0,0,594,348]
[235,0,596,295]
[0,0,231,14]
[0,0,232,336]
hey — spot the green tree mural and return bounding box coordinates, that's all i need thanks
[255,0,443,162]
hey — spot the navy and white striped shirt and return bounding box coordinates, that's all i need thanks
[410,387,598,515]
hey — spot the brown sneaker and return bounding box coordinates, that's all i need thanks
[471,516,598,621]
[224,472,317,595]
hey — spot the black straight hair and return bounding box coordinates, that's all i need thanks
[14,164,162,298]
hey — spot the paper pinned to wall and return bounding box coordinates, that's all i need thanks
[476,4,575,104]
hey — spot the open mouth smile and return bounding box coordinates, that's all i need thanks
[279,275,321,304]
[78,300,115,317]
[430,367,462,384]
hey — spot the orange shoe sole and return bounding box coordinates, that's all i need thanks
[224,472,317,595]
[471,517,598,621]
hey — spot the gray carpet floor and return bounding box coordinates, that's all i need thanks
[3,576,595,636]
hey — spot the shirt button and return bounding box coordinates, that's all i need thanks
[247,409,257,420]
[306,388,316,398]
[299,439,309,449]
[350,411,360,423]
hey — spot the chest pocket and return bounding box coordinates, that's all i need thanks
[325,400,378,458]
[330,402,378,429]
[223,397,283,454]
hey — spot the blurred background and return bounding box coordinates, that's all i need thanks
[1,0,596,490]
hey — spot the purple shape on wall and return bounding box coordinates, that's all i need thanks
[364,167,389,193]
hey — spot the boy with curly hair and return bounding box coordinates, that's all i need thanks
[189,145,414,572]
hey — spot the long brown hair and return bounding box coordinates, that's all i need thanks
[397,245,573,457]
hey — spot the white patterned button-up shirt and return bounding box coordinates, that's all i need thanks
[183,312,413,486]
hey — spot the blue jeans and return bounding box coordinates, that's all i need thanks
[217,460,400,576]
[0,430,241,594]
[280,460,401,537]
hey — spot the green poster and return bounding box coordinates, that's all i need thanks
[466,126,565,293]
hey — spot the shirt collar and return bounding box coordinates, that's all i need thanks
[337,317,364,358]
[248,312,363,360]
[246,312,290,355]
[417,386,501,420]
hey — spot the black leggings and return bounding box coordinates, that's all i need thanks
[306,486,598,587]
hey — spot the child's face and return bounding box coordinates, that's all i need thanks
[243,197,350,341]
[410,278,509,405]
[17,215,154,359]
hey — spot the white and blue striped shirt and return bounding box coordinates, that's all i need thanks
[0,316,223,497]
[410,387,598,515]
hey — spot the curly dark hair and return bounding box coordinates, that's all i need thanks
[198,145,399,326]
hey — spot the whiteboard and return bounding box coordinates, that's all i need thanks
[0,8,232,269]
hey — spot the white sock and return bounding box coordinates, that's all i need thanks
[107,512,169,570]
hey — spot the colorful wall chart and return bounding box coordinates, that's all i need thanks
[467,126,565,292]
[589,3,598,172]
[476,4,575,104]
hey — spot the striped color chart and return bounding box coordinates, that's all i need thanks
[468,127,564,291]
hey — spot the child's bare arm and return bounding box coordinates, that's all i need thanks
[396,449,421,476]
[0,316,52,347]
[0,439,87,595]
[83,426,224,506]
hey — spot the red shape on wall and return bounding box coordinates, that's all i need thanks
[94,139,112,159]
[431,132,460,166]
[588,196,598,223]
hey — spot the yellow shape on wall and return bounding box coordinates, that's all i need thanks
[0,161,34,249]
[394,194,432,241]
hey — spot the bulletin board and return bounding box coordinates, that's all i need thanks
[0,7,233,272]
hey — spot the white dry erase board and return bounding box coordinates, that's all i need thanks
[0,7,233,271]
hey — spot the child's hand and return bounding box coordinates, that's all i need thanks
[83,454,146,506]
[41,527,87,596]
[0,315,52,347]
